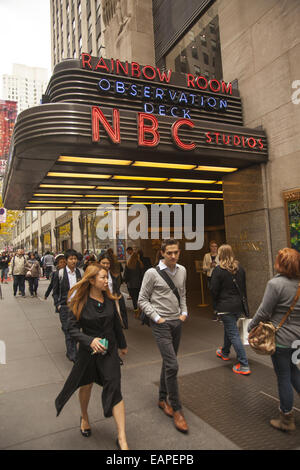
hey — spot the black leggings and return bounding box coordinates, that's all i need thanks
[128,288,140,310]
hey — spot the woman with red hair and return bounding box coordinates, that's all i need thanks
[248,248,300,432]
[54,265,129,450]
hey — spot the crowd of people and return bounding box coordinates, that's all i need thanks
[2,240,300,448]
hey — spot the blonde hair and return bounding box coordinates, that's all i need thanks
[218,244,239,274]
[68,265,120,321]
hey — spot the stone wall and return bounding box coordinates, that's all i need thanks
[219,0,300,311]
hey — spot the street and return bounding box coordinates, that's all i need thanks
[0,278,299,451]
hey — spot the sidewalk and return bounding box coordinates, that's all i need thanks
[0,279,299,450]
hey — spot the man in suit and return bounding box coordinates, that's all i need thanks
[52,249,82,362]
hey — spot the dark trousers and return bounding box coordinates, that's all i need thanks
[13,275,25,296]
[151,319,182,412]
[59,305,78,362]
[45,266,53,279]
[271,346,300,413]
[128,287,140,310]
[1,267,8,281]
[28,277,39,295]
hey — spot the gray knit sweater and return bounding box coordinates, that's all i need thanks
[248,274,300,347]
[138,264,187,322]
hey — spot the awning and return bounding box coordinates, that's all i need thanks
[2,57,268,210]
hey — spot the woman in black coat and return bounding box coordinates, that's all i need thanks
[210,244,251,375]
[54,265,129,450]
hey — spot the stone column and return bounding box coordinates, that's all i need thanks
[102,0,155,65]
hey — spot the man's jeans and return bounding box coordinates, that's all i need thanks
[220,313,249,367]
[271,346,300,413]
[13,275,25,296]
[1,267,8,282]
[45,266,53,280]
[151,319,182,412]
[59,305,77,362]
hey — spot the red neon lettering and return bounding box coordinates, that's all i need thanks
[223,134,230,145]
[142,65,157,80]
[196,76,208,90]
[214,132,220,144]
[233,135,241,146]
[92,106,120,144]
[82,53,92,69]
[205,132,212,143]
[209,79,221,93]
[186,74,195,88]
[116,60,129,76]
[131,62,141,78]
[95,57,110,72]
[258,138,264,150]
[222,82,232,95]
[138,113,160,147]
[111,58,114,72]
[241,136,246,147]
[172,119,195,151]
[157,68,173,83]
[247,137,257,148]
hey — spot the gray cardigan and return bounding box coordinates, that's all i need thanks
[138,264,187,322]
[248,274,300,347]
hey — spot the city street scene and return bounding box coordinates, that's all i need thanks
[0,0,300,455]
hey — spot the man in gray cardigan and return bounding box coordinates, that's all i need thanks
[138,239,189,433]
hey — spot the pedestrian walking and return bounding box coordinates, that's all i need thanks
[52,249,82,362]
[202,240,219,288]
[9,249,26,297]
[0,252,9,284]
[138,239,189,434]
[99,252,128,329]
[55,265,129,450]
[248,248,300,432]
[123,250,144,317]
[43,251,55,280]
[106,248,123,292]
[210,244,251,375]
[25,252,41,297]
[44,254,66,300]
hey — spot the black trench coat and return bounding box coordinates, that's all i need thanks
[55,294,127,418]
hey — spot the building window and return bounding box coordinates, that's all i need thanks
[165,3,223,81]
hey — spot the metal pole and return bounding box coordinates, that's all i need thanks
[198,270,209,307]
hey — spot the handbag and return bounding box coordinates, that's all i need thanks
[140,266,181,327]
[248,282,300,355]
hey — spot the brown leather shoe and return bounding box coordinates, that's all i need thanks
[158,400,173,418]
[173,410,189,433]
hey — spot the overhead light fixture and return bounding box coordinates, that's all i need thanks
[26,206,66,209]
[113,175,168,182]
[171,196,206,200]
[130,196,169,199]
[75,201,115,205]
[29,200,73,204]
[195,166,237,172]
[85,194,121,198]
[33,193,84,197]
[58,156,132,165]
[96,186,146,191]
[168,178,216,184]
[146,188,190,192]
[47,172,111,179]
[40,184,96,189]
[191,190,223,194]
[132,161,197,170]
[207,197,224,200]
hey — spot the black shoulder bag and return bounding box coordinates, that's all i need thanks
[232,274,250,318]
[140,266,181,326]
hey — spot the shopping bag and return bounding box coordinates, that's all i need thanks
[237,318,251,345]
